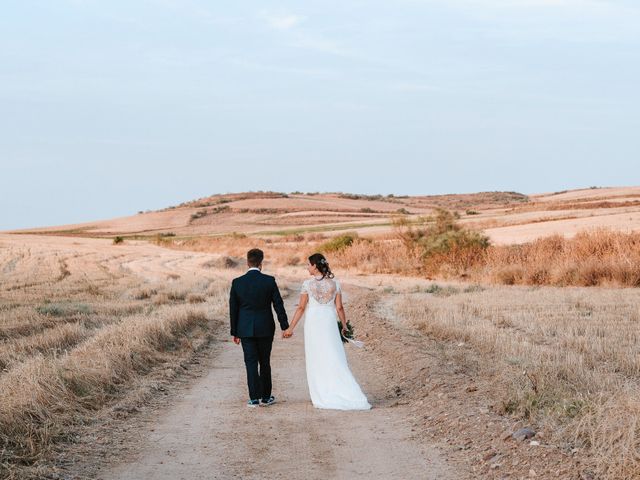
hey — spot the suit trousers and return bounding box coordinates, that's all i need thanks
[240,337,273,400]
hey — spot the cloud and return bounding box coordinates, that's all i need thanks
[264,13,305,30]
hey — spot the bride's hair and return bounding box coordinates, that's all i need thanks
[308,253,334,279]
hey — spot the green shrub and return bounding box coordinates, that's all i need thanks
[113,236,124,245]
[424,284,460,296]
[403,209,489,256]
[37,302,93,317]
[319,233,358,253]
[395,209,490,276]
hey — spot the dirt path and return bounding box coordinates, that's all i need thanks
[97,293,458,480]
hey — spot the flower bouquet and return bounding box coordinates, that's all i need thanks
[337,320,364,348]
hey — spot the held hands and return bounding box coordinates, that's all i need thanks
[282,328,293,339]
[232,336,240,345]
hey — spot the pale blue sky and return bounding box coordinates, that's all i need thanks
[1,0,639,229]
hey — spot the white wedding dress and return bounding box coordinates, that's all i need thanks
[301,277,371,410]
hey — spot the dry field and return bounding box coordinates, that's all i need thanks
[12,187,640,246]
[3,186,640,479]
[0,235,230,479]
[389,284,640,478]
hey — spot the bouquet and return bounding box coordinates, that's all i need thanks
[337,320,364,348]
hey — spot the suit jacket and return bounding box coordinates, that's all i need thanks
[229,269,289,338]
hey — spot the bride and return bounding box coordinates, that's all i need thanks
[283,253,371,410]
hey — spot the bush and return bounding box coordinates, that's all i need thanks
[190,210,209,221]
[401,209,489,256]
[319,233,358,253]
[113,236,124,245]
[395,209,490,276]
[37,302,93,317]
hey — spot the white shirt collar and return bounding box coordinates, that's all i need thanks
[247,267,261,272]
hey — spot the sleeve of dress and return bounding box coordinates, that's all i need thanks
[335,279,341,294]
[301,279,310,295]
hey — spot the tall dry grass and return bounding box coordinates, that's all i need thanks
[478,230,640,287]
[392,285,640,478]
[0,240,228,478]
[158,218,640,288]
[333,225,640,287]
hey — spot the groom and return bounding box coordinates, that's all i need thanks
[229,248,289,407]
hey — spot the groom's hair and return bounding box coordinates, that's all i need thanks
[247,248,264,267]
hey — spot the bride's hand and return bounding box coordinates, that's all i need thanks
[282,329,293,339]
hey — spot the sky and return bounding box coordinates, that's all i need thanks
[1,0,639,229]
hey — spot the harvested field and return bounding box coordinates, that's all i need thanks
[0,235,230,479]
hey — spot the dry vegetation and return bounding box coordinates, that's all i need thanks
[154,213,640,288]
[4,187,640,478]
[391,285,640,478]
[0,237,228,479]
[477,230,640,287]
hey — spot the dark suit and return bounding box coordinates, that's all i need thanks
[229,269,289,400]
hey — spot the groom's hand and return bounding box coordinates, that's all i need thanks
[282,329,293,339]
[232,336,240,345]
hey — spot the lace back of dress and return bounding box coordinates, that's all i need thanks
[306,278,339,304]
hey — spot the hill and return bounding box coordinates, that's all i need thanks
[10,187,640,245]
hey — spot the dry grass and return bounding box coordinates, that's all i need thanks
[332,237,423,275]
[0,239,228,478]
[156,219,640,288]
[327,225,640,288]
[155,233,322,269]
[476,230,640,287]
[392,285,640,478]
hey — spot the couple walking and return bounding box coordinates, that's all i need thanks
[229,248,371,410]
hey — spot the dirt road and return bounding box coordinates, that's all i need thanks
[98,293,457,480]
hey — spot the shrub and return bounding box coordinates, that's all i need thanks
[424,284,460,296]
[190,210,209,221]
[113,236,124,245]
[319,233,358,253]
[395,209,490,276]
[36,303,93,317]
